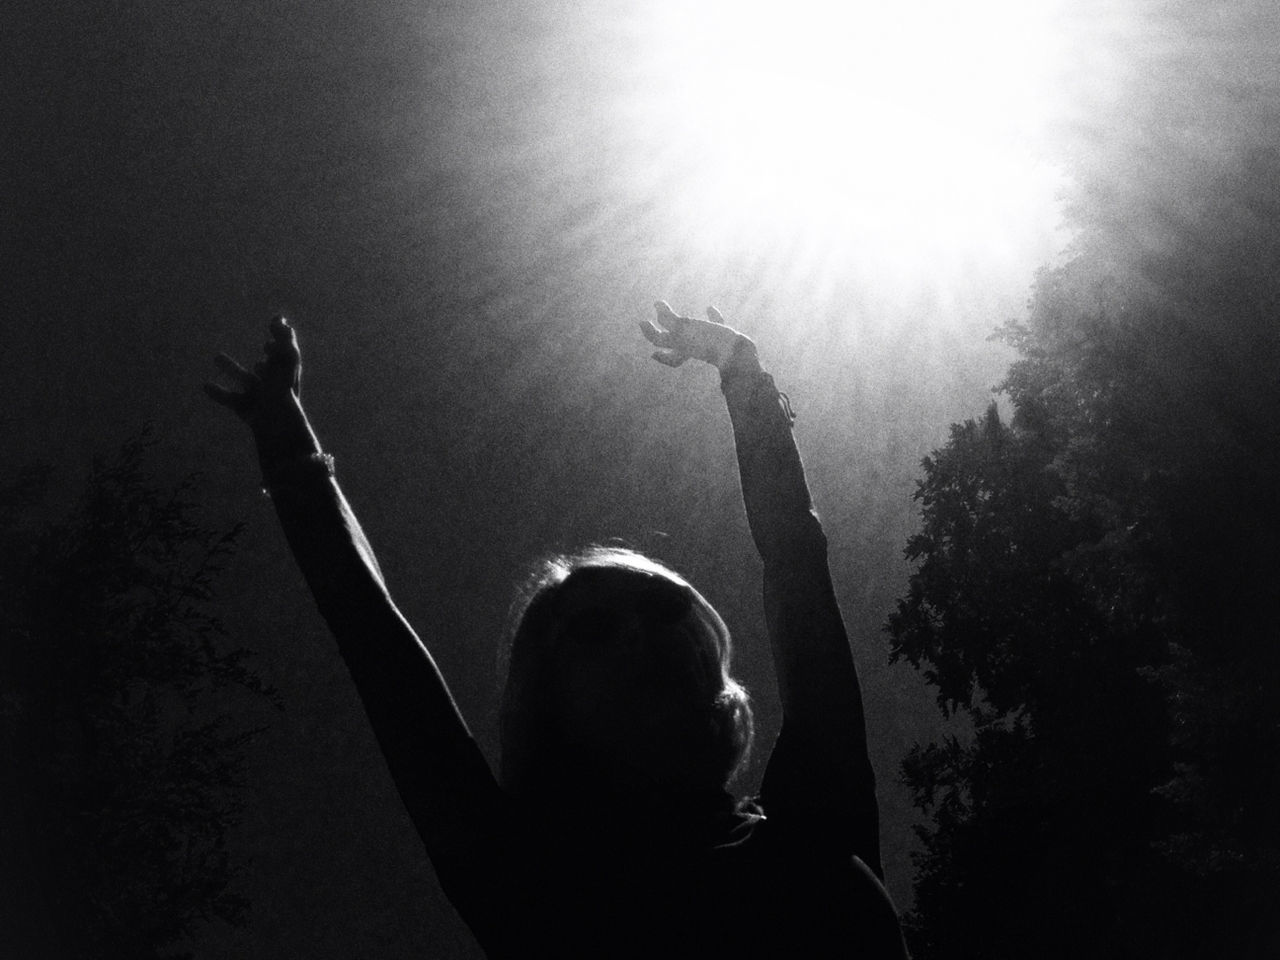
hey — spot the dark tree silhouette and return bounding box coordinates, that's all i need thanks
[888,146,1280,959]
[0,432,273,960]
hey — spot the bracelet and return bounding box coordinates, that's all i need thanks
[261,451,335,498]
[720,368,797,425]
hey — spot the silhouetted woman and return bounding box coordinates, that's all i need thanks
[206,303,909,958]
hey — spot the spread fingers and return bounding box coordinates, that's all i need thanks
[651,349,687,368]
[640,318,676,348]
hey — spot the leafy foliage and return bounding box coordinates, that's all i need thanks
[0,431,273,959]
[888,141,1280,958]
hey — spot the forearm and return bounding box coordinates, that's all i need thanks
[250,392,379,582]
[254,399,496,845]
[719,356,825,572]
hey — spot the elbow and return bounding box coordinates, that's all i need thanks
[755,509,829,569]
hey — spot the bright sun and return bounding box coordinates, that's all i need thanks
[627,0,1069,279]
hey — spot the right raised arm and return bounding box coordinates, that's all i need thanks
[642,302,882,877]
[205,318,502,857]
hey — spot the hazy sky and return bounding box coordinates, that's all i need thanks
[7,1,1270,956]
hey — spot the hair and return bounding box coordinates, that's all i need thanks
[498,546,753,799]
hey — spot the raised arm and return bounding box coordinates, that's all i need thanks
[205,318,501,859]
[642,302,882,877]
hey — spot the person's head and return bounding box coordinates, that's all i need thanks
[499,547,753,800]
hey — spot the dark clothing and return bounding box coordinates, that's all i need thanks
[267,366,908,957]
[432,788,905,958]
[430,793,901,957]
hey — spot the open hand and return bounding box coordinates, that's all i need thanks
[204,316,302,428]
[640,301,759,373]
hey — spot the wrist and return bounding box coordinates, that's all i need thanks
[252,395,322,472]
[717,335,762,377]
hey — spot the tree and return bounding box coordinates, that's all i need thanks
[886,0,1280,950]
[0,432,273,959]
[888,140,1280,957]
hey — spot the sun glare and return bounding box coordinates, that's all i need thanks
[629,0,1068,279]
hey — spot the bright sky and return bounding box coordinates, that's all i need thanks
[618,0,1071,287]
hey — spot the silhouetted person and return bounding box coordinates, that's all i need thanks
[206,303,909,958]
